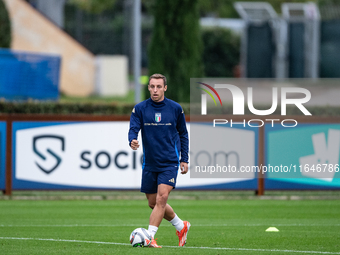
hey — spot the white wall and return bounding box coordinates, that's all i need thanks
[95,55,129,96]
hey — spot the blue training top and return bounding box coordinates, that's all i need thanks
[128,97,189,172]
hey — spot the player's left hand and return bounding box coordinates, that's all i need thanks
[180,162,188,174]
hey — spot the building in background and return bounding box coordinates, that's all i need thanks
[3,0,129,97]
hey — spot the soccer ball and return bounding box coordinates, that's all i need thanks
[129,228,152,247]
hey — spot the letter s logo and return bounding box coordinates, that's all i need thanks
[33,135,65,174]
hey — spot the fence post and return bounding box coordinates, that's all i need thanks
[257,125,265,195]
[5,116,12,196]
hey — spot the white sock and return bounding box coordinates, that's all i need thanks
[169,214,184,232]
[148,225,158,238]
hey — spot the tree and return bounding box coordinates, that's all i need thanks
[147,0,204,102]
[0,0,11,48]
[69,0,117,14]
[202,27,240,77]
[198,0,238,18]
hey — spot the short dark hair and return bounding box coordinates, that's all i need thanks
[149,73,167,86]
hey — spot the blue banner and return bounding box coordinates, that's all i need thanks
[0,122,6,190]
[0,49,60,100]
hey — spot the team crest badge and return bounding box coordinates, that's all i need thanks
[155,113,161,122]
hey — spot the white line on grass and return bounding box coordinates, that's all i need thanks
[0,237,339,254]
[1,223,340,227]
[0,237,130,246]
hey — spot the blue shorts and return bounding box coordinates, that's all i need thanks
[141,170,178,194]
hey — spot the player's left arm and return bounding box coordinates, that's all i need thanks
[176,107,189,174]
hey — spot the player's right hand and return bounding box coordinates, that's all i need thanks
[130,139,140,150]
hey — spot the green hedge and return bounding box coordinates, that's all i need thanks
[0,101,340,117]
[0,102,135,115]
[0,101,192,115]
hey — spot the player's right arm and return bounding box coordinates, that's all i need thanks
[130,139,139,150]
[128,106,142,150]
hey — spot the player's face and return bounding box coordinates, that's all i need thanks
[148,78,167,102]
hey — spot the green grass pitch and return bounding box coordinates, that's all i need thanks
[1,198,340,254]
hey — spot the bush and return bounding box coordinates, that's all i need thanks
[0,0,11,48]
[0,101,135,115]
[0,101,191,115]
[0,101,340,117]
[202,27,240,77]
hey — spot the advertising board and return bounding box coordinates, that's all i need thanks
[265,124,340,189]
[13,121,257,189]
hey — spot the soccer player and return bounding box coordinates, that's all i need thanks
[128,73,190,248]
